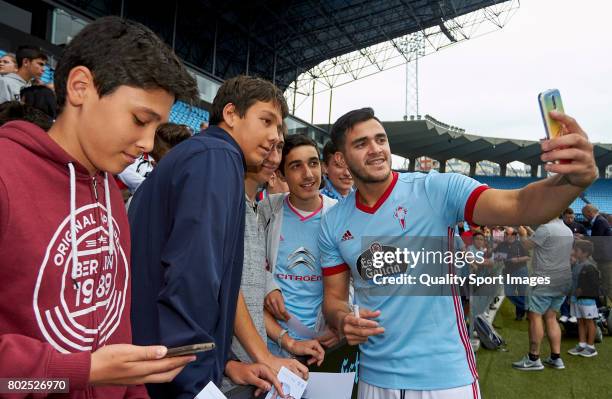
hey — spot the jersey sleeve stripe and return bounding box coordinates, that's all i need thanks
[464,185,489,226]
[322,263,349,276]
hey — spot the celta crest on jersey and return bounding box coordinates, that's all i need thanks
[394,206,408,231]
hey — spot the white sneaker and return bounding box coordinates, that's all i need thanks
[512,355,544,371]
[568,316,577,323]
[567,345,585,356]
[544,357,565,369]
[579,346,598,357]
[559,315,568,323]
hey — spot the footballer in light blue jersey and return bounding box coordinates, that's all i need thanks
[320,105,598,398]
[320,171,487,390]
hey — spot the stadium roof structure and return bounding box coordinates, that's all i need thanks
[322,115,612,175]
[50,0,516,91]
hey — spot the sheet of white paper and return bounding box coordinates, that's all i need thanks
[265,366,308,399]
[302,372,355,399]
[194,381,228,399]
[286,316,317,339]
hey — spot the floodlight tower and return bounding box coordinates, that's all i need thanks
[402,32,425,120]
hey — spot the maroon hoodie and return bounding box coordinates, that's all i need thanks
[0,121,148,398]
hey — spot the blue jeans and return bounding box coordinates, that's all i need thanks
[504,265,528,317]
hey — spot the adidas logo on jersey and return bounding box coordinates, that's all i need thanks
[341,230,354,241]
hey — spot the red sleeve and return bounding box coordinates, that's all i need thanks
[464,185,490,227]
[124,384,150,399]
[0,334,90,394]
[322,263,349,276]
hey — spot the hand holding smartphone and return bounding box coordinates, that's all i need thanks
[165,342,215,357]
[538,89,569,164]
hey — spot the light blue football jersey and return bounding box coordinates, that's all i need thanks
[274,197,325,340]
[319,171,488,390]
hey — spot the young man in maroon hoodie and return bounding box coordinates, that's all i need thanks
[0,17,200,398]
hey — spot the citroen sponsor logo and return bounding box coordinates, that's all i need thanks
[287,246,317,272]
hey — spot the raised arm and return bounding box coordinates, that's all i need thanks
[472,112,597,227]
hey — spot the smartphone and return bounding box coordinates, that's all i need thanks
[538,89,565,139]
[165,342,215,357]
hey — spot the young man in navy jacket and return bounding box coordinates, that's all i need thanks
[129,75,289,398]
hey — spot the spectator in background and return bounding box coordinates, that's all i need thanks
[118,123,192,195]
[562,207,587,237]
[582,204,612,304]
[149,122,192,162]
[567,240,600,358]
[512,218,573,371]
[320,140,353,201]
[458,221,476,247]
[121,123,193,209]
[492,225,505,244]
[0,45,47,103]
[0,53,18,75]
[0,100,53,131]
[497,227,530,320]
[20,85,57,120]
[466,232,494,332]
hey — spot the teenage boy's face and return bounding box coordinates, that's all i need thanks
[255,134,284,184]
[325,156,353,193]
[79,85,173,174]
[247,133,284,184]
[233,101,282,167]
[341,118,391,184]
[282,145,321,203]
[24,57,46,79]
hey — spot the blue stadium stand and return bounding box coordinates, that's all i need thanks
[475,176,611,214]
[169,101,209,134]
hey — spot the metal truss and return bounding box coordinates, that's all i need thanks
[286,0,520,114]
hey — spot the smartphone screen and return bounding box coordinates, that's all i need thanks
[538,89,565,139]
[165,342,215,357]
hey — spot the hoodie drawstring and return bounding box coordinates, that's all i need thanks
[67,164,115,278]
[103,172,115,257]
[67,163,79,277]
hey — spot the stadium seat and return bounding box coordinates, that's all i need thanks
[169,101,209,134]
[474,176,612,214]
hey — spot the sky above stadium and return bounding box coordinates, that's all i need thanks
[295,0,611,145]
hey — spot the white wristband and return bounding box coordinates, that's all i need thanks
[277,329,288,349]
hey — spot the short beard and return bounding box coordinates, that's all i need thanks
[349,165,391,184]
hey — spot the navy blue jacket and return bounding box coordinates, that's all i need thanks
[129,126,246,399]
[589,214,612,261]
